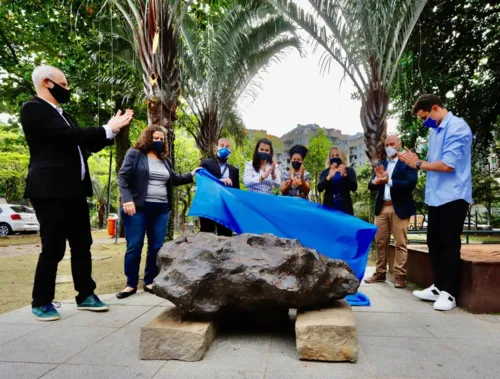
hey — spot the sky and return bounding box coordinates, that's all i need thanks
[238,38,398,138]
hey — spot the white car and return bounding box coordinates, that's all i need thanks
[0,204,40,237]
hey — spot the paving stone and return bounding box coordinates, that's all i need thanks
[0,325,116,363]
[0,362,57,379]
[440,336,500,377]
[140,308,216,361]
[43,363,162,379]
[105,292,166,306]
[359,336,484,378]
[163,333,271,372]
[354,313,433,337]
[296,300,358,362]
[0,323,47,346]
[125,306,171,330]
[158,299,175,307]
[0,304,78,325]
[408,313,500,338]
[266,333,374,378]
[56,305,152,328]
[155,366,264,379]
[264,373,375,379]
[68,324,164,371]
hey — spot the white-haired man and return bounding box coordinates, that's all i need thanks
[21,65,134,321]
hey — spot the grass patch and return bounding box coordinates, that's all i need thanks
[0,236,145,314]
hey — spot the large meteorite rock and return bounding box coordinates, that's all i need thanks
[153,233,359,315]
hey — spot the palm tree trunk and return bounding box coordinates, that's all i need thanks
[360,59,390,166]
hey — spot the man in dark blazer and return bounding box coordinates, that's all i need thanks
[199,138,240,237]
[365,135,417,288]
[21,65,133,321]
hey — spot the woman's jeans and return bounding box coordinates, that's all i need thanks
[121,202,170,288]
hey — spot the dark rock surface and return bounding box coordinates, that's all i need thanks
[153,233,359,315]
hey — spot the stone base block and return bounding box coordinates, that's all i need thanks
[295,300,358,362]
[139,307,216,361]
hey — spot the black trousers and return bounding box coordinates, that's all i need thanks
[427,199,469,297]
[31,197,96,307]
[199,217,233,237]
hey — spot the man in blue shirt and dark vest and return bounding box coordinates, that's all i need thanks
[399,94,472,311]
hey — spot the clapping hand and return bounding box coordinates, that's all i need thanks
[108,109,134,133]
[327,163,338,180]
[398,147,419,169]
[372,164,388,185]
[338,164,347,177]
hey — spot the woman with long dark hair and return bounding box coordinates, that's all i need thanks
[317,146,357,215]
[243,138,280,194]
[116,125,200,299]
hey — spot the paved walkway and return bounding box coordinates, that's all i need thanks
[1,267,500,379]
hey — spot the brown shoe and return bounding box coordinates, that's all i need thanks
[364,272,386,284]
[394,275,406,288]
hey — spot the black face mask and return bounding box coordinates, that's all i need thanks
[47,79,71,104]
[258,152,270,161]
[152,141,165,155]
[291,161,302,170]
[330,157,342,166]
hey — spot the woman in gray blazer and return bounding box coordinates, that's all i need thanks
[116,125,200,299]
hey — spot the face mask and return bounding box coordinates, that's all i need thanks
[291,161,302,170]
[47,79,71,104]
[385,146,398,158]
[258,152,270,161]
[152,141,164,155]
[330,157,342,166]
[217,147,231,160]
[423,113,438,129]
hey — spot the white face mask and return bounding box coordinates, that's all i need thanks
[385,146,398,158]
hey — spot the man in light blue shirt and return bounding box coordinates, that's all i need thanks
[399,94,472,312]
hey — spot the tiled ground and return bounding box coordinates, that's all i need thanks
[1,267,499,379]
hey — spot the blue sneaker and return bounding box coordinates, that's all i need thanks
[77,294,109,312]
[32,303,61,321]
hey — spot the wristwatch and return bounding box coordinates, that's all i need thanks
[416,161,423,170]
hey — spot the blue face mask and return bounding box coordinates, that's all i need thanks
[217,147,231,160]
[423,114,438,129]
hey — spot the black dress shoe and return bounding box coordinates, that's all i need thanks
[116,288,137,299]
[143,286,154,294]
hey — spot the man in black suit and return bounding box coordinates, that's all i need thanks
[21,65,133,321]
[365,135,417,288]
[199,138,240,237]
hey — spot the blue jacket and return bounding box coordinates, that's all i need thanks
[117,148,193,208]
[368,160,417,219]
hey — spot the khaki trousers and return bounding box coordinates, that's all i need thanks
[375,205,409,276]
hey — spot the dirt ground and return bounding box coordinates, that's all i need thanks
[0,231,145,314]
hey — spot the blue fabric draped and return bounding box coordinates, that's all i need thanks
[189,170,377,306]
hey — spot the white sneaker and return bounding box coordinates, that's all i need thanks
[413,284,441,301]
[433,291,456,311]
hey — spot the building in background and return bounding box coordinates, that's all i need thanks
[277,124,368,167]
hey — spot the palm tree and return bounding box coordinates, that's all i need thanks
[109,0,188,153]
[178,1,301,158]
[91,178,117,229]
[272,0,427,165]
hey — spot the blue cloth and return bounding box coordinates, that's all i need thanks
[426,112,473,207]
[121,202,170,288]
[189,170,377,306]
